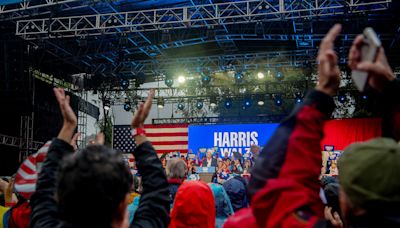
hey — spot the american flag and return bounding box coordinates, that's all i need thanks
[113,125,136,153]
[14,140,51,200]
[113,124,189,154]
[145,124,188,154]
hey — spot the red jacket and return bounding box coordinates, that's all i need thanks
[170,181,215,228]
[226,90,335,228]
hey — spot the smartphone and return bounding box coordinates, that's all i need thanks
[351,27,382,92]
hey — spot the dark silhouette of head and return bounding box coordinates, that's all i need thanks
[57,145,132,227]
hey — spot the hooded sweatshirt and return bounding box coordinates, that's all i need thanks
[208,183,234,228]
[223,178,248,212]
[170,181,215,228]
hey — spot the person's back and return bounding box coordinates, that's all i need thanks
[208,183,234,228]
[166,158,187,205]
[223,177,247,212]
[169,181,215,228]
[30,88,170,228]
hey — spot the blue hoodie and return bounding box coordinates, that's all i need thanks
[223,177,248,212]
[208,183,234,228]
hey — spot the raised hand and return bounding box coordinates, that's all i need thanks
[348,35,395,92]
[131,89,155,129]
[70,132,81,151]
[316,24,342,96]
[54,88,77,127]
[54,88,77,143]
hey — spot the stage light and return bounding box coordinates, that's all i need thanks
[295,92,303,104]
[256,94,264,106]
[157,97,165,109]
[120,79,130,90]
[274,95,283,106]
[275,71,283,80]
[123,102,131,112]
[361,94,368,100]
[224,98,233,109]
[177,102,185,110]
[338,94,347,103]
[103,100,111,111]
[165,77,174,87]
[235,72,243,83]
[210,97,217,107]
[196,100,203,109]
[201,73,211,85]
[177,75,186,84]
[243,97,253,109]
[257,72,265,79]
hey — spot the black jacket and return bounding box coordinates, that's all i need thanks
[30,138,170,228]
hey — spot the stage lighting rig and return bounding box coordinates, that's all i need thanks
[274,95,283,107]
[338,93,347,104]
[210,97,217,107]
[224,98,233,109]
[157,97,165,109]
[123,102,131,111]
[196,100,203,109]
[120,79,130,90]
[257,72,265,79]
[177,101,185,110]
[256,94,265,106]
[103,99,111,111]
[201,72,211,85]
[165,77,174,87]
[177,75,186,84]
[235,72,244,84]
[294,92,303,104]
[243,97,253,109]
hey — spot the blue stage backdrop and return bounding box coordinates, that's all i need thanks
[188,123,279,158]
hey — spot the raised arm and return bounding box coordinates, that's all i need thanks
[130,90,170,228]
[248,25,341,227]
[30,88,77,228]
[348,35,400,140]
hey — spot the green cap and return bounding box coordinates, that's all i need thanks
[339,138,400,208]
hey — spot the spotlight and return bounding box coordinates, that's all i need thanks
[275,71,283,80]
[177,75,186,84]
[210,97,217,107]
[294,92,303,104]
[257,72,265,79]
[361,94,368,100]
[274,95,283,106]
[177,102,185,110]
[224,98,233,109]
[338,94,347,103]
[123,102,131,111]
[165,77,174,87]
[157,97,165,109]
[235,72,243,83]
[243,97,253,109]
[196,100,203,109]
[103,100,111,111]
[201,73,211,85]
[256,94,264,106]
[120,79,130,90]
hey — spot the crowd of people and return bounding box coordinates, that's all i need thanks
[1,24,400,227]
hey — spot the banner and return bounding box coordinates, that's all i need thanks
[188,123,279,157]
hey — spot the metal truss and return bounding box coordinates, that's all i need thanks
[0,0,84,21]
[0,133,44,151]
[95,49,317,76]
[16,0,392,39]
[152,115,287,125]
